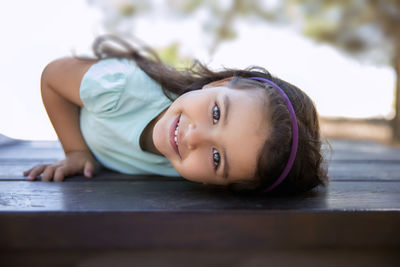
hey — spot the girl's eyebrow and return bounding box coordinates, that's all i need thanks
[222,94,230,126]
[222,94,231,179]
[222,148,230,179]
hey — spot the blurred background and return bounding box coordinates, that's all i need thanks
[0,0,399,145]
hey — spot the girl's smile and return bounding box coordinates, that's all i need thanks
[169,114,181,158]
[153,81,269,185]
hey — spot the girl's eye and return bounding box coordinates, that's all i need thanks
[213,148,220,170]
[212,104,220,124]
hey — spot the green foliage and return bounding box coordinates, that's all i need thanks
[303,16,338,42]
[292,0,400,65]
[119,4,136,17]
[157,42,192,69]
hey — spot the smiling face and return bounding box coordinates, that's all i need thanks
[153,81,269,185]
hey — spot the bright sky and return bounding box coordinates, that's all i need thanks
[0,0,395,140]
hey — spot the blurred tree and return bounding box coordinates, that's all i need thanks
[290,0,400,142]
[167,0,284,54]
[88,0,399,142]
[157,42,192,68]
[88,0,284,55]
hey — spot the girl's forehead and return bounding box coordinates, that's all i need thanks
[226,85,267,100]
[219,86,269,180]
[221,103,268,181]
[225,86,267,109]
[210,85,269,128]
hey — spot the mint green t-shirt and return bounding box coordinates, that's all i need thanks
[79,58,179,176]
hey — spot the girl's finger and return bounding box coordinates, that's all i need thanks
[41,166,56,181]
[53,167,66,182]
[26,165,46,181]
[23,168,33,176]
[83,161,95,178]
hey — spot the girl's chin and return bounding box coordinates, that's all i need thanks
[153,121,172,158]
[152,123,164,154]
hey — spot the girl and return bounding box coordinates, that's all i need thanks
[24,35,328,195]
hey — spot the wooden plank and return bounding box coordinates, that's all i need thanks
[328,161,400,181]
[1,248,399,267]
[0,180,398,251]
[0,134,20,147]
[0,211,399,250]
[0,140,64,160]
[0,180,399,211]
[328,139,400,161]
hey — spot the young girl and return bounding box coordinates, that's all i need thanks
[24,35,328,195]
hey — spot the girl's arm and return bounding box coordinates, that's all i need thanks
[24,57,99,181]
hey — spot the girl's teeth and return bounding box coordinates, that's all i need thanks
[174,125,179,145]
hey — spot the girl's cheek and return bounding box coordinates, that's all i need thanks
[179,158,210,183]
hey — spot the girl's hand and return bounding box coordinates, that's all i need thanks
[23,151,99,182]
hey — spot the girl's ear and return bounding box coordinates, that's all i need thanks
[202,77,234,89]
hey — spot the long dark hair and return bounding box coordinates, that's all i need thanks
[90,35,328,195]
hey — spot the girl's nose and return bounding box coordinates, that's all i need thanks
[185,123,209,150]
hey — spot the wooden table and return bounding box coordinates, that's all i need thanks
[0,136,399,266]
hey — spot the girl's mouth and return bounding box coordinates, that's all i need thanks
[169,114,181,158]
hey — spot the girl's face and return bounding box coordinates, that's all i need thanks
[153,80,268,185]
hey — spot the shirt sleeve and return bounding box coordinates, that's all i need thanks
[79,58,134,115]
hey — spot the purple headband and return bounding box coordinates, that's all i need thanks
[249,77,299,193]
